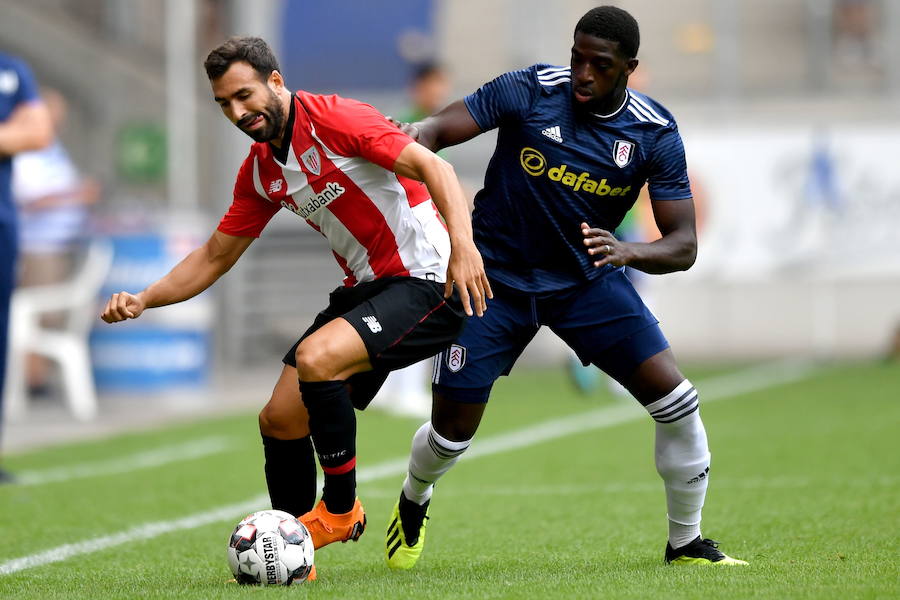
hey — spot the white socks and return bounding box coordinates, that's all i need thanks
[645,380,710,549]
[402,422,472,505]
[401,382,710,549]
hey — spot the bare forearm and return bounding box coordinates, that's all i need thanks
[409,100,482,153]
[141,228,257,308]
[138,246,228,308]
[423,159,473,246]
[101,232,250,324]
[411,117,444,152]
[392,141,490,314]
[0,104,53,156]
[611,197,698,274]
[624,233,696,274]
[0,126,49,156]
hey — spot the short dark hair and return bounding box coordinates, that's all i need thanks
[411,62,445,84]
[203,36,281,80]
[575,6,640,59]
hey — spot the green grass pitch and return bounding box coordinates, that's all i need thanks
[0,361,897,599]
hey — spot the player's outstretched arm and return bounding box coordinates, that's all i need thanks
[401,100,482,153]
[581,198,697,274]
[100,230,254,323]
[392,142,492,316]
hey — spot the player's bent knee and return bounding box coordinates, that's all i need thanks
[294,341,332,381]
[258,402,309,439]
[626,350,686,404]
[432,384,491,441]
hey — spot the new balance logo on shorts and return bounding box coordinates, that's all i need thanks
[541,125,563,143]
[362,316,382,333]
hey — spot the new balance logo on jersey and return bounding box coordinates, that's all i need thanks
[268,179,284,194]
[280,181,346,219]
[362,316,382,333]
[541,125,563,143]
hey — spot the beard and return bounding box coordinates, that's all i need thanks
[238,90,286,142]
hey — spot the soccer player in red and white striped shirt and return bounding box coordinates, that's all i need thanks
[101,37,491,557]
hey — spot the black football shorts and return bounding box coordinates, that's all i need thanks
[282,276,465,409]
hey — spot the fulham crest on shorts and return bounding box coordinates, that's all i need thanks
[447,344,466,372]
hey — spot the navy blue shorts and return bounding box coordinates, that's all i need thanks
[432,268,669,403]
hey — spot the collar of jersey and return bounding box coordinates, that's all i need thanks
[269,93,297,165]
[589,89,630,121]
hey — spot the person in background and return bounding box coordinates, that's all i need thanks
[0,52,53,483]
[13,87,100,396]
[403,63,452,124]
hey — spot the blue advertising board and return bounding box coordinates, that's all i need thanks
[90,232,212,392]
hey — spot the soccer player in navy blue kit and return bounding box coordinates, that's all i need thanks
[386,6,747,567]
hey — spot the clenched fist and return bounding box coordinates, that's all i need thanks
[100,291,146,323]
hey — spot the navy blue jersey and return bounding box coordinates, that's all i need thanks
[464,64,691,292]
[0,53,41,224]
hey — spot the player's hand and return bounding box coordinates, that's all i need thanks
[100,291,146,323]
[385,116,420,140]
[445,241,493,317]
[581,222,630,268]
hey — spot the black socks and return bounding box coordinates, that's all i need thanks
[300,380,357,514]
[261,434,316,517]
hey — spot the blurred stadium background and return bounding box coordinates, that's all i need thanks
[1,0,899,448]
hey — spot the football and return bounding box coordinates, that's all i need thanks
[226,509,314,585]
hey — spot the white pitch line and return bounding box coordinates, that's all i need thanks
[0,494,269,577]
[0,359,818,576]
[363,477,818,498]
[15,436,232,486]
[466,358,819,461]
[363,474,899,498]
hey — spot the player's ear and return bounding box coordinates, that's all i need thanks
[625,58,639,77]
[268,69,285,91]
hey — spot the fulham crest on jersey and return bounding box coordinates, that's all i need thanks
[613,140,635,168]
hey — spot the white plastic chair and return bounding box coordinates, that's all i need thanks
[4,239,114,422]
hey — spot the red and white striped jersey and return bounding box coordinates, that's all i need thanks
[217,91,450,287]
